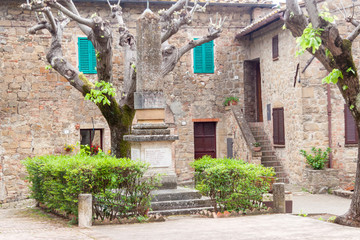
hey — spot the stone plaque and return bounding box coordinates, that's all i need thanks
[131,148,141,161]
[144,148,171,167]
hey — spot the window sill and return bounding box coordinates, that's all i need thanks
[274,144,285,148]
[345,143,358,148]
[272,57,279,61]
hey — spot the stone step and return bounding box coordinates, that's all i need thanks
[262,151,276,156]
[262,161,282,167]
[149,206,214,216]
[265,165,284,173]
[261,156,278,161]
[248,122,264,127]
[274,172,287,178]
[276,177,289,184]
[151,187,202,202]
[253,135,268,141]
[151,197,212,211]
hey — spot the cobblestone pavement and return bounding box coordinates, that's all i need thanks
[0,208,94,240]
[0,192,356,240]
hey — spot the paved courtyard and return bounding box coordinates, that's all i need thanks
[0,193,356,240]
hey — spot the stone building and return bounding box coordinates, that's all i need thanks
[0,0,358,204]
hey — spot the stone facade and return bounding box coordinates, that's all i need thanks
[0,0,276,203]
[238,2,360,188]
[2,0,358,204]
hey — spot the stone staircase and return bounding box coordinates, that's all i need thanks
[248,122,289,183]
[149,187,214,216]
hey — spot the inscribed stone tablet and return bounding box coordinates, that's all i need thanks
[144,148,171,167]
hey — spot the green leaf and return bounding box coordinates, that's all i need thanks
[346,67,355,75]
[322,69,343,85]
[350,105,355,110]
[343,85,348,90]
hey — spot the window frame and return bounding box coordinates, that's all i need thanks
[193,39,215,74]
[78,37,97,74]
[273,107,285,145]
[344,104,358,145]
[80,128,104,149]
[272,35,279,61]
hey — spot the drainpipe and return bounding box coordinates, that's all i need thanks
[327,84,333,168]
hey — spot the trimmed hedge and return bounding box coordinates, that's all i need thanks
[23,153,158,220]
[191,156,275,212]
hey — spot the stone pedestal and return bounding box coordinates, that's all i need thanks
[125,126,178,189]
[124,9,179,188]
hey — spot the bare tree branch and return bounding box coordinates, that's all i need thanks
[60,0,92,36]
[304,0,321,28]
[28,21,49,34]
[48,2,95,28]
[347,23,360,41]
[161,18,223,76]
[43,7,57,34]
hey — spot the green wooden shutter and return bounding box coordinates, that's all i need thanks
[193,39,214,74]
[78,37,97,74]
[203,40,214,73]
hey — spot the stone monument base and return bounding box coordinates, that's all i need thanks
[124,124,179,189]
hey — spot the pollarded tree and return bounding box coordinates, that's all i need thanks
[21,0,225,157]
[284,0,360,226]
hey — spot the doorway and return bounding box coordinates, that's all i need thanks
[244,59,263,122]
[194,122,216,159]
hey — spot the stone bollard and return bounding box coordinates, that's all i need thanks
[273,183,285,213]
[78,194,92,228]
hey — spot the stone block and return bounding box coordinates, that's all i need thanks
[302,168,339,193]
[78,194,92,228]
[302,87,314,98]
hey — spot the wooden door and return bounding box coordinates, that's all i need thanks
[194,122,216,159]
[256,61,263,122]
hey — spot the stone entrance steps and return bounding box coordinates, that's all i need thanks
[248,122,289,184]
[150,187,213,216]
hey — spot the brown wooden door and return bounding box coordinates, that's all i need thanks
[194,122,216,159]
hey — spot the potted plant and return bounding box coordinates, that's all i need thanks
[252,142,261,152]
[300,147,331,170]
[300,147,339,193]
[64,143,75,153]
[223,96,239,106]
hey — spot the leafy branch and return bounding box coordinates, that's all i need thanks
[322,69,343,84]
[296,23,323,56]
[84,80,116,105]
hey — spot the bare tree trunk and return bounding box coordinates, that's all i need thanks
[335,127,360,226]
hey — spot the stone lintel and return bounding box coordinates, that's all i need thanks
[124,135,179,142]
[134,92,165,109]
[132,129,171,135]
[133,123,169,129]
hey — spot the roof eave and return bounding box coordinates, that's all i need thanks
[236,11,284,39]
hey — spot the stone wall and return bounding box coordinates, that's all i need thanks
[225,106,261,164]
[0,1,259,202]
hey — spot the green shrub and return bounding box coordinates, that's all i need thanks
[191,156,275,212]
[300,147,331,170]
[23,153,159,220]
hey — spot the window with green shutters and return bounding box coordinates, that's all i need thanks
[193,39,214,74]
[78,37,97,74]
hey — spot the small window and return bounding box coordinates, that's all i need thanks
[193,39,214,74]
[272,35,279,60]
[80,129,103,149]
[78,37,97,74]
[273,107,285,145]
[344,105,358,144]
